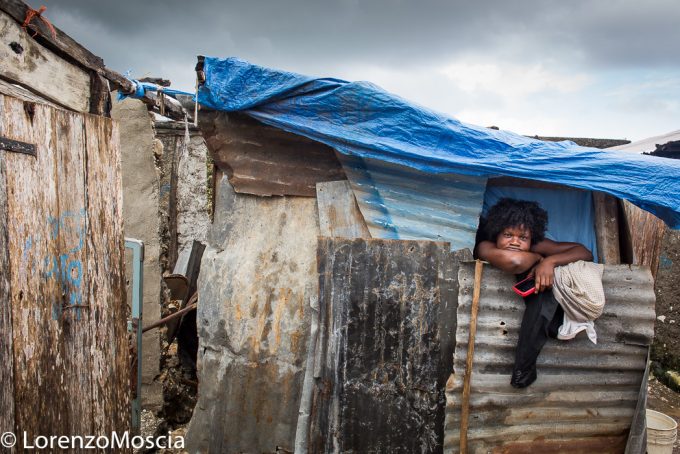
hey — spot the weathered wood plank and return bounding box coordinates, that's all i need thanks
[593,192,621,264]
[2,94,70,437]
[0,146,15,436]
[85,115,130,438]
[621,200,666,278]
[0,0,104,71]
[54,109,93,437]
[89,72,110,116]
[0,0,134,94]
[0,78,58,108]
[311,238,456,454]
[0,11,91,112]
[1,93,130,447]
[316,181,371,239]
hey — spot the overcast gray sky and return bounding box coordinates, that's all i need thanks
[41,0,679,141]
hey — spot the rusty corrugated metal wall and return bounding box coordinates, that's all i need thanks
[310,238,459,453]
[185,174,319,453]
[0,94,130,447]
[445,263,655,453]
[200,111,345,197]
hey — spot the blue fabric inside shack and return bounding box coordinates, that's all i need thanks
[483,187,599,263]
[197,56,680,229]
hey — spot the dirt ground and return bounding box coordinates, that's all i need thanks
[653,229,680,371]
[648,375,680,454]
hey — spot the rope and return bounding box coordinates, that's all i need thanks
[22,5,57,40]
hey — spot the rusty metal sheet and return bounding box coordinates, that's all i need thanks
[311,238,458,453]
[185,175,319,453]
[445,263,656,454]
[199,111,345,196]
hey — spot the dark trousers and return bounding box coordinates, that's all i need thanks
[514,289,563,373]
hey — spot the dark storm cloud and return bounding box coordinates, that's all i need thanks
[40,0,680,77]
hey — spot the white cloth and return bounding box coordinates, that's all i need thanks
[553,260,605,322]
[557,313,597,344]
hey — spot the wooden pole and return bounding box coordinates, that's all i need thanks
[460,259,484,454]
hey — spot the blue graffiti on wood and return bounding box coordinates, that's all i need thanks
[21,209,87,319]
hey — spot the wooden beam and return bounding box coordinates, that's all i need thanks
[593,192,621,264]
[0,0,187,121]
[0,77,58,108]
[0,11,91,112]
[141,90,187,121]
[316,181,371,238]
[0,0,133,92]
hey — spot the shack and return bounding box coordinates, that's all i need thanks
[180,57,680,453]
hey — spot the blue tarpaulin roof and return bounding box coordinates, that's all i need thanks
[197,57,680,229]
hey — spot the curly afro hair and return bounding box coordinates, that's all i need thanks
[482,198,548,245]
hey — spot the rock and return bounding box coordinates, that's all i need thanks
[666,370,680,389]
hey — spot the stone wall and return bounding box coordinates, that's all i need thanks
[155,120,210,270]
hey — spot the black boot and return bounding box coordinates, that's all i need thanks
[510,366,537,388]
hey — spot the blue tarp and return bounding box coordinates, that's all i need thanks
[198,57,680,229]
[117,77,194,101]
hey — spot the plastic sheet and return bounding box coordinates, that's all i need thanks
[198,57,680,229]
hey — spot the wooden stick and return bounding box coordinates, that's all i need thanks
[460,259,484,454]
[142,293,198,333]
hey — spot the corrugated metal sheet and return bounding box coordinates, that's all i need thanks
[199,111,345,197]
[445,263,655,454]
[337,153,487,251]
[310,238,458,453]
[185,174,318,453]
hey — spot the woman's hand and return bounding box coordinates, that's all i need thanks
[531,257,556,292]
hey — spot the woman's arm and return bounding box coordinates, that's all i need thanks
[476,240,543,274]
[530,239,593,292]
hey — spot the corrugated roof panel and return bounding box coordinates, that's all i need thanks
[200,111,345,197]
[445,263,655,454]
[338,153,487,250]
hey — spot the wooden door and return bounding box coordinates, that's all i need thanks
[0,94,129,450]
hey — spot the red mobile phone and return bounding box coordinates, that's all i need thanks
[513,276,536,297]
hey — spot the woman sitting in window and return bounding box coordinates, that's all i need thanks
[475,198,593,388]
